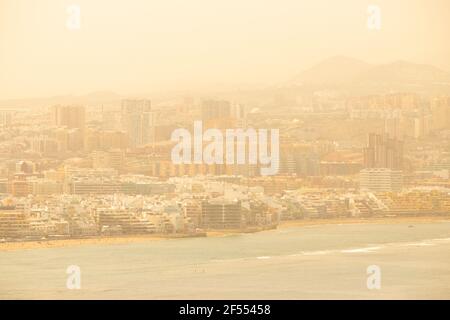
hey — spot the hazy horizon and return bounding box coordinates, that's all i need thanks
[1,0,450,99]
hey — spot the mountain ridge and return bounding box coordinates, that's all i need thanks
[287,56,450,89]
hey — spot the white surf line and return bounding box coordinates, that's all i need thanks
[341,246,383,254]
[431,237,450,242]
[398,237,450,247]
[401,241,434,247]
[301,250,334,256]
[250,237,450,261]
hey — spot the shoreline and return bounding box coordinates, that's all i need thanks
[278,215,450,228]
[1,215,449,252]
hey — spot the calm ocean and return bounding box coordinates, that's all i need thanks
[1,221,450,299]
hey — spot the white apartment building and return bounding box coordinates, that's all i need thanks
[360,168,403,192]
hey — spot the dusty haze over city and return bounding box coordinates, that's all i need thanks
[1,0,450,99]
[0,0,450,301]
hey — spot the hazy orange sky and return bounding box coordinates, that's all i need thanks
[1,0,449,99]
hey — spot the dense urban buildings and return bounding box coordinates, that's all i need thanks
[0,91,449,241]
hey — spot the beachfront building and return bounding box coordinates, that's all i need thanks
[360,168,403,192]
[201,199,242,229]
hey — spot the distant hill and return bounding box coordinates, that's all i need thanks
[3,57,450,106]
[288,55,372,86]
[285,56,450,93]
[354,60,450,86]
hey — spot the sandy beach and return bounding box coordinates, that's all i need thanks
[1,215,449,252]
